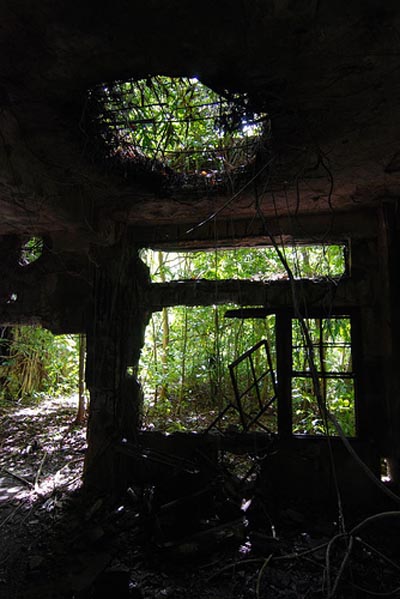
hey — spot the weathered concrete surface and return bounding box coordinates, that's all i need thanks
[0,1,399,238]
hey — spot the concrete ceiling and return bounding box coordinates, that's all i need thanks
[0,0,399,243]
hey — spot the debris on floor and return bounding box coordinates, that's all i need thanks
[1,399,400,599]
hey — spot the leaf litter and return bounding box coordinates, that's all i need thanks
[0,397,400,598]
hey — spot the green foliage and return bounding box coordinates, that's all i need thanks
[19,236,44,266]
[141,310,355,435]
[0,326,79,402]
[97,76,266,174]
[143,244,346,282]
[140,303,276,432]
[140,247,353,435]
[291,317,356,436]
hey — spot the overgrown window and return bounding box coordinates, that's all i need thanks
[139,305,276,432]
[139,309,356,436]
[144,244,347,282]
[291,317,356,436]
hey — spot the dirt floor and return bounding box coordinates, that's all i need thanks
[1,398,400,599]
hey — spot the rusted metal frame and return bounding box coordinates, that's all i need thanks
[228,362,248,429]
[276,311,292,438]
[249,353,263,411]
[348,310,363,439]
[240,396,277,433]
[204,403,236,433]
[292,371,355,379]
[229,339,277,432]
[205,354,271,432]
[292,342,351,350]
[229,339,268,368]
[232,368,271,401]
[265,333,278,398]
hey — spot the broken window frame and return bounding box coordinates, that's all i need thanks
[228,339,278,432]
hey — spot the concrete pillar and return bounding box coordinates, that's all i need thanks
[84,236,150,496]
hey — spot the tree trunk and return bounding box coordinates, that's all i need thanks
[160,306,170,401]
[176,306,188,416]
[158,252,169,402]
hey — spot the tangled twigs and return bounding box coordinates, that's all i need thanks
[327,535,353,598]
[34,451,48,492]
[351,581,400,596]
[256,554,272,598]
[357,537,400,575]
[205,558,263,582]
[205,512,400,597]
[0,501,24,529]
[325,511,400,597]
[349,511,400,535]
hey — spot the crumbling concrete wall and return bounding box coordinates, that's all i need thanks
[84,236,150,494]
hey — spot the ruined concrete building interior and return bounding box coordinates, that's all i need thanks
[1,0,400,593]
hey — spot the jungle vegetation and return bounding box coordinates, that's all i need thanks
[139,244,355,436]
[1,78,354,437]
[0,327,79,403]
[92,75,267,176]
[0,243,354,437]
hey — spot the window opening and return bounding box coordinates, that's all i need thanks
[19,236,44,266]
[143,244,347,283]
[139,305,276,433]
[291,317,356,436]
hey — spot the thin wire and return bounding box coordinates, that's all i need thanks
[254,180,348,529]
[185,156,275,235]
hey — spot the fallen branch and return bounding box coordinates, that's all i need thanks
[349,511,400,535]
[273,541,329,562]
[256,555,272,598]
[328,536,353,598]
[206,541,330,582]
[34,451,48,492]
[325,512,400,597]
[1,468,33,488]
[205,558,264,582]
[0,502,24,529]
[53,474,82,492]
[351,582,400,597]
[54,457,84,477]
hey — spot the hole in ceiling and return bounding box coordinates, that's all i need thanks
[87,76,269,187]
